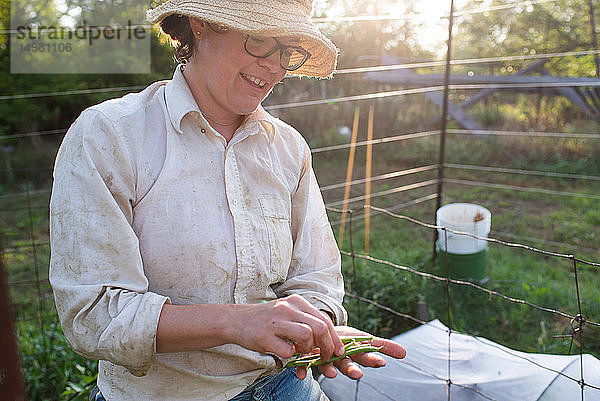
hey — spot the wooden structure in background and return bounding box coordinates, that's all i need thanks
[365,55,600,130]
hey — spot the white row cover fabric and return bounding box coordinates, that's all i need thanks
[320,319,600,401]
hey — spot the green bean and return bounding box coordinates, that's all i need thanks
[284,336,383,368]
[341,336,373,344]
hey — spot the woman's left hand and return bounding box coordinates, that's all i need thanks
[294,326,407,380]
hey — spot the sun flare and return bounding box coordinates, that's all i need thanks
[375,0,469,54]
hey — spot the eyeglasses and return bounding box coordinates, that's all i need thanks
[206,23,311,71]
[244,36,311,71]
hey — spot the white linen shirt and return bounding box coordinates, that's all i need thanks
[49,66,347,401]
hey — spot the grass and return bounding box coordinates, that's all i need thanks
[309,123,600,362]
[324,175,600,359]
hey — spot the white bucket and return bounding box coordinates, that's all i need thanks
[436,203,491,254]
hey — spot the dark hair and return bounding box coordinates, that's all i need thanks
[160,14,195,63]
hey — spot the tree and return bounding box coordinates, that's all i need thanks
[456,0,597,76]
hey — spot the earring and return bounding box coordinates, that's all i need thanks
[196,31,201,35]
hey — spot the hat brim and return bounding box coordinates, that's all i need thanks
[147,0,338,78]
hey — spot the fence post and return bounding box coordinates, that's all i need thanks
[588,0,600,77]
[338,106,360,247]
[0,234,27,400]
[364,105,374,253]
[434,0,456,261]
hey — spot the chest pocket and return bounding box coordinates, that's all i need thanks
[259,197,293,282]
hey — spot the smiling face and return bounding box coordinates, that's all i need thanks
[185,19,291,122]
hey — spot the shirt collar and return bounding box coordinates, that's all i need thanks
[164,65,277,143]
[244,106,276,143]
[164,65,201,135]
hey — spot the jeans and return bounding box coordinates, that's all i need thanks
[90,385,106,401]
[89,368,327,401]
[229,368,328,401]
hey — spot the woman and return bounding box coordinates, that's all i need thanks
[49,1,406,400]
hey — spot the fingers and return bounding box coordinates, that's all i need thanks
[370,337,407,359]
[348,351,387,368]
[318,361,338,379]
[272,295,344,361]
[346,337,405,368]
[285,326,407,382]
[295,310,341,361]
[335,325,407,360]
[232,295,343,362]
[267,336,297,359]
[272,321,315,355]
[295,366,308,380]
[332,357,363,380]
[316,309,346,358]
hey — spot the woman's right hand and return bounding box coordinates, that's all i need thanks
[226,294,345,363]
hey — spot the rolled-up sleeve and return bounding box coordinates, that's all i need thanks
[49,109,169,376]
[273,144,348,326]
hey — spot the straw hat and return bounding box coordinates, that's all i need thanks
[146,0,338,78]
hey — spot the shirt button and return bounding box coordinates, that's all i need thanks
[233,199,239,206]
[241,248,246,256]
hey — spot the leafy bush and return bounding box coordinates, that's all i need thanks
[18,320,97,401]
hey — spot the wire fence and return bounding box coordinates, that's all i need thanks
[2,110,600,398]
[2,0,600,399]
[325,203,600,400]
